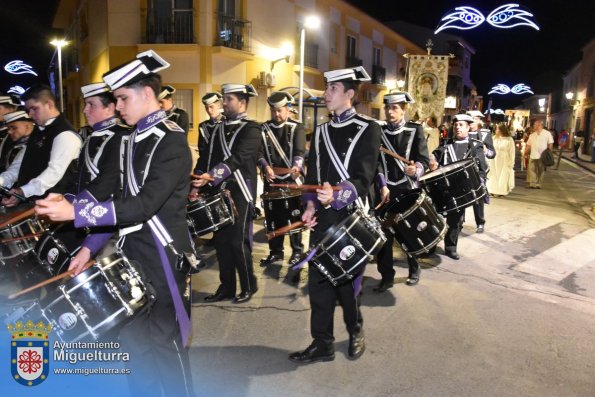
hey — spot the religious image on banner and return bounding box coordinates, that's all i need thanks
[404,41,453,122]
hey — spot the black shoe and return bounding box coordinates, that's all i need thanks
[476,225,485,233]
[289,342,335,364]
[232,291,253,304]
[373,279,394,293]
[288,252,302,267]
[204,291,232,302]
[348,330,365,360]
[445,250,460,260]
[260,253,284,267]
[406,272,420,286]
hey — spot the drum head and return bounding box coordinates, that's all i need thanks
[420,159,473,181]
[385,190,423,215]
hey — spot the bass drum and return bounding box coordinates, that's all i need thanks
[381,189,446,255]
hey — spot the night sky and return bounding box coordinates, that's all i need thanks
[0,0,593,110]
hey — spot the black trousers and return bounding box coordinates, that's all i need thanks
[119,236,194,397]
[268,232,303,256]
[213,183,256,296]
[376,231,419,281]
[444,210,464,252]
[307,216,362,346]
[471,199,485,226]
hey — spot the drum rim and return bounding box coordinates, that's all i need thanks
[384,189,427,222]
[419,158,475,181]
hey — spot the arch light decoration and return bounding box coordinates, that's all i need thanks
[488,83,534,95]
[435,3,540,34]
[7,85,26,95]
[4,60,38,76]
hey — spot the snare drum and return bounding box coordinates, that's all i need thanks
[309,209,386,286]
[13,231,73,288]
[261,189,303,235]
[187,190,235,237]
[38,252,149,342]
[0,214,45,264]
[419,159,486,214]
[382,190,446,255]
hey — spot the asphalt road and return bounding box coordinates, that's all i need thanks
[190,156,595,397]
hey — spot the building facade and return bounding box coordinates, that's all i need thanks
[52,0,423,144]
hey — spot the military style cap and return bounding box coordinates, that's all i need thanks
[102,50,170,90]
[3,110,32,124]
[453,114,474,123]
[81,82,110,99]
[0,94,21,106]
[201,92,223,105]
[383,91,415,104]
[324,66,371,83]
[158,85,176,100]
[267,91,294,108]
[221,84,258,97]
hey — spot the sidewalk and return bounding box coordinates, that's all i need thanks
[558,148,595,174]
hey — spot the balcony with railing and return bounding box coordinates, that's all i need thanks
[372,65,386,85]
[215,15,252,53]
[144,8,195,44]
[346,56,363,68]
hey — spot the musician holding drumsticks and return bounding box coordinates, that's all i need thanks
[289,66,381,364]
[374,92,430,292]
[429,114,488,260]
[258,91,306,271]
[35,51,195,397]
[191,84,261,304]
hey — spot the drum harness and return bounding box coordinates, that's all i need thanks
[82,118,118,181]
[261,122,302,185]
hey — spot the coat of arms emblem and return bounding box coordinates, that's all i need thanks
[8,320,52,386]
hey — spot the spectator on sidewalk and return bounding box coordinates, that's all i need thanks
[573,130,584,159]
[524,119,553,189]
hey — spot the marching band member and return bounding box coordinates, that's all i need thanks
[467,110,496,233]
[374,91,430,292]
[192,84,261,304]
[1,85,81,207]
[197,92,224,159]
[258,91,306,270]
[35,50,195,397]
[0,111,35,174]
[429,114,488,260]
[0,94,22,173]
[290,66,381,364]
[159,84,190,134]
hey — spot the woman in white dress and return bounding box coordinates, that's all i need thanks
[487,124,515,196]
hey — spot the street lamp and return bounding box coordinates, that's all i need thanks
[396,79,405,89]
[565,92,574,101]
[50,38,69,112]
[298,15,320,122]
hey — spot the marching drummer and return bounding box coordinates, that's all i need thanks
[466,110,496,234]
[290,66,381,364]
[429,113,488,260]
[258,91,306,273]
[374,91,430,292]
[192,84,261,304]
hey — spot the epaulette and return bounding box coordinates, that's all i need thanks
[355,113,376,122]
[162,119,185,133]
[407,120,422,125]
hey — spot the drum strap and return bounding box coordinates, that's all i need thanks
[319,123,366,209]
[199,124,210,145]
[121,128,192,347]
[216,122,254,203]
[262,123,302,184]
[379,133,416,189]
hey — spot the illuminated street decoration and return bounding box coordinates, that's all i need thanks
[4,60,38,76]
[485,108,505,114]
[486,4,540,30]
[435,3,539,33]
[7,85,26,95]
[435,7,485,34]
[488,83,534,95]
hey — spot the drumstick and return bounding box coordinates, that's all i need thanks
[0,231,44,244]
[272,167,303,176]
[0,207,36,229]
[190,174,215,182]
[8,259,96,299]
[266,221,304,241]
[380,147,414,166]
[270,183,341,191]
